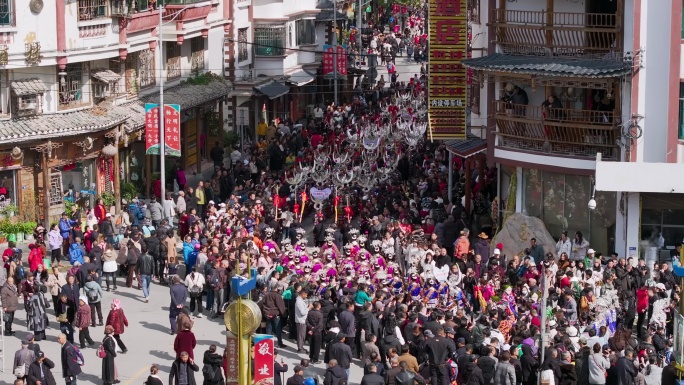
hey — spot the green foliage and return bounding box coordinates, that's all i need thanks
[223,131,240,150]
[64,201,77,218]
[99,192,116,208]
[22,222,37,234]
[120,181,139,202]
[0,203,17,217]
[185,72,222,86]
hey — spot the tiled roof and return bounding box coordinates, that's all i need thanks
[140,79,232,111]
[444,134,487,158]
[462,54,632,78]
[91,69,121,83]
[287,69,315,86]
[11,78,48,96]
[253,80,290,99]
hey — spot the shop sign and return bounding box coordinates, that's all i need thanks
[0,152,22,170]
[225,332,239,385]
[428,0,467,139]
[253,337,274,385]
[323,44,347,76]
[145,103,182,157]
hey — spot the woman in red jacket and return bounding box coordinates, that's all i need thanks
[636,285,650,339]
[28,244,43,274]
[173,315,196,360]
[106,298,129,353]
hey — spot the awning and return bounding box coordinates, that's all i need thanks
[91,69,121,83]
[324,72,346,80]
[462,53,632,78]
[229,89,254,98]
[287,70,315,86]
[253,80,290,99]
[11,78,48,96]
[444,135,487,158]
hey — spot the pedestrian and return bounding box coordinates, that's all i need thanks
[1,276,19,335]
[27,284,49,341]
[74,296,95,349]
[202,345,224,385]
[26,333,41,357]
[57,333,81,385]
[323,359,348,385]
[170,275,188,334]
[329,334,353,379]
[102,243,118,291]
[125,240,140,289]
[494,351,516,385]
[27,351,56,385]
[45,266,64,314]
[101,325,118,385]
[185,267,205,317]
[360,363,384,385]
[174,317,197,360]
[105,298,129,353]
[137,243,155,302]
[261,283,286,348]
[48,224,62,265]
[56,293,75,343]
[83,275,103,326]
[274,350,289,385]
[13,339,36,383]
[287,365,306,385]
[306,301,325,363]
[170,351,200,385]
[146,365,164,385]
[295,289,310,353]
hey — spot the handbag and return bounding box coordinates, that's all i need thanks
[540,369,555,385]
[2,312,9,322]
[14,364,25,377]
[57,312,68,323]
[96,343,107,358]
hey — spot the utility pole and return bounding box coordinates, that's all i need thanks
[333,0,338,106]
[357,0,363,29]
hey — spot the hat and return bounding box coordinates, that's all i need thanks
[294,366,303,373]
[496,242,503,250]
[194,244,201,250]
[469,354,479,362]
[26,333,34,341]
[493,248,501,255]
[587,249,596,254]
[656,283,666,291]
[36,351,44,358]
[106,213,112,217]
[478,232,488,239]
[579,337,588,345]
[444,327,456,334]
[566,326,578,337]
[79,295,88,303]
[21,340,29,345]
[456,337,466,344]
[424,330,434,338]
[219,203,227,207]
[209,200,215,205]
[549,320,557,328]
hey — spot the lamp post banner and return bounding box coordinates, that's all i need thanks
[145,103,182,156]
[145,103,160,155]
[253,337,275,385]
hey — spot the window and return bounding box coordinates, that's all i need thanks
[125,49,155,96]
[296,19,315,46]
[679,82,684,139]
[58,63,84,109]
[78,0,107,21]
[129,0,150,12]
[467,0,479,24]
[238,28,249,62]
[0,0,13,26]
[14,94,40,116]
[254,25,285,56]
[190,37,205,72]
[166,42,181,79]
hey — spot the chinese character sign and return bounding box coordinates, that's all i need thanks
[145,103,160,155]
[145,103,182,156]
[428,0,467,139]
[323,45,348,76]
[225,332,239,385]
[253,337,274,385]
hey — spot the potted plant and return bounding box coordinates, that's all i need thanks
[99,192,116,214]
[23,221,37,241]
[0,203,18,218]
[13,222,23,242]
[5,221,17,243]
[0,219,9,244]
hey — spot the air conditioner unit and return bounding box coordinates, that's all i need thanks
[19,97,36,110]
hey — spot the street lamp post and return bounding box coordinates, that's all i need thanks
[157,2,207,202]
[333,0,338,106]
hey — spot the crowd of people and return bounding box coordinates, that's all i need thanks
[0,10,681,385]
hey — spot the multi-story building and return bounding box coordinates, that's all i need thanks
[464,0,683,258]
[227,0,324,137]
[0,0,232,223]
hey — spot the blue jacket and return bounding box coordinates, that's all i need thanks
[68,243,85,265]
[182,242,193,262]
[59,218,75,239]
[186,251,198,269]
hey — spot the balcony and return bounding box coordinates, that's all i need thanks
[492,101,620,160]
[490,9,621,58]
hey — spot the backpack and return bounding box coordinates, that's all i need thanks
[202,364,216,380]
[14,264,24,281]
[87,286,98,302]
[432,206,447,222]
[208,270,220,290]
[73,345,85,366]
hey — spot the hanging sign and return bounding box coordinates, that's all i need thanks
[145,103,182,156]
[253,336,275,385]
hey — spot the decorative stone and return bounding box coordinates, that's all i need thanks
[492,212,556,259]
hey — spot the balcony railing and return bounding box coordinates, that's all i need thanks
[167,56,181,79]
[492,100,620,160]
[491,9,621,57]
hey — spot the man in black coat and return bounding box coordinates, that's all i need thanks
[338,303,356,357]
[286,365,305,385]
[202,345,224,385]
[477,346,497,385]
[329,334,353,375]
[274,350,289,385]
[169,275,188,335]
[58,334,81,385]
[60,276,80,312]
[323,360,348,385]
[169,352,199,385]
[306,302,325,363]
[360,363,384,385]
[615,349,637,385]
[28,351,57,385]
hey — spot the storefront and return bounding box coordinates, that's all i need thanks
[520,168,617,255]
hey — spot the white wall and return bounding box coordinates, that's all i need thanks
[208,28,225,76]
[636,0,672,163]
[7,0,58,67]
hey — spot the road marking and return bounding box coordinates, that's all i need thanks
[122,365,149,385]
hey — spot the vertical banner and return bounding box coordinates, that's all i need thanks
[428,0,467,139]
[323,45,348,76]
[253,336,275,385]
[225,332,239,385]
[145,103,182,156]
[145,103,160,154]
[163,104,182,157]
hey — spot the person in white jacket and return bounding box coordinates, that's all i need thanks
[184,269,205,317]
[556,231,572,258]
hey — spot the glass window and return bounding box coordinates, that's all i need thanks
[58,63,84,109]
[238,28,249,62]
[138,49,156,88]
[165,42,181,80]
[254,25,285,56]
[661,227,684,249]
[0,0,13,26]
[78,0,107,21]
[663,209,684,225]
[680,83,684,139]
[641,208,661,225]
[296,19,316,46]
[190,37,205,72]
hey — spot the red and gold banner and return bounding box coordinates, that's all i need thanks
[428,0,467,139]
[253,337,275,385]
